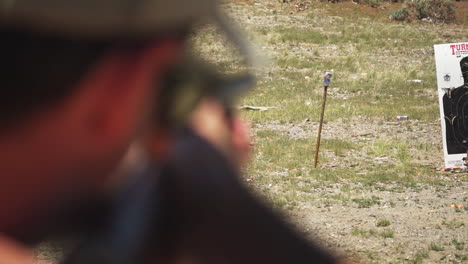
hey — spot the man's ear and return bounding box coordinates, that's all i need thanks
[65,39,181,151]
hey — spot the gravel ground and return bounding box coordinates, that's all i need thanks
[288,177,467,264]
[252,118,467,263]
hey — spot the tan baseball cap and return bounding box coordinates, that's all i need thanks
[0,0,259,69]
[0,0,218,38]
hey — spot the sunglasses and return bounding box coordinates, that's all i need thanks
[155,55,255,127]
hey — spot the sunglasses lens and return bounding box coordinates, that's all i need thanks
[158,58,255,127]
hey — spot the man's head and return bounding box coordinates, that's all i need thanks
[0,0,219,238]
[0,0,221,129]
[461,56,468,84]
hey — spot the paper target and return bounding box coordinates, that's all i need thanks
[435,43,468,167]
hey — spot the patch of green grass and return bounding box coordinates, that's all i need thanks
[410,250,429,264]
[442,219,465,229]
[395,243,406,254]
[389,8,410,21]
[416,142,433,152]
[367,140,412,164]
[351,228,394,239]
[364,250,379,261]
[269,195,288,210]
[452,239,465,251]
[273,27,328,44]
[276,56,316,69]
[241,34,440,124]
[324,193,351,205]
[368,140,392,158]
[429,242,445,252]
[251,132,314,172]
[389,186,406,193]
[352,196,382,208]
[395,142,411,164]
[249,150,445,210]
[380,229,394,238]
[242,71,440,123]
[455,254,468,261]
[321,138,358,157]
[251,131,363,180]
[351,228,375,238]
[261,189,310,211]
[376,219,391,227]
[361,0,383,8]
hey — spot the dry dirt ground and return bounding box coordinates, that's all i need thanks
[251,119,468,263]
[289,183,467,263]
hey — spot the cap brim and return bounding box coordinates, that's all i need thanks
[0,0,216,39]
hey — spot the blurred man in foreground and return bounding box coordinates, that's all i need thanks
[0,0,341,263]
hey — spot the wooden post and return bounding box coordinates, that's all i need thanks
[314,72,332,168]
[314,85,328,168]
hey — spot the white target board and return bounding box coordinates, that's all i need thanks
[434,42,468,168]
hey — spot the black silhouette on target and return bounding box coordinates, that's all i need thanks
[443,57,468,154]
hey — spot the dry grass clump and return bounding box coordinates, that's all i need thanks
[390,0,456,23]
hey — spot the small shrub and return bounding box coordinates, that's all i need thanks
[389,8,410,21]
[442,219,465,229]
[351,228,369,237]
[368,229,378,236]
[322,0,347,2]
[376,219,391,227]
[407,0,456,23]
[362,0,384,8]
[452,239,465,250]
[429,242,445,251]
[412,250,429,264]
[389,0,456,23]
[380,229,394,238]
[352,196,382,208]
